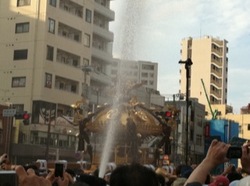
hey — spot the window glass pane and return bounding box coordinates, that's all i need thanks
[12,77,26,87]
[12,104,24,113]
[13,49,28,60]
[84,34,90,47]
[85,9,92,23]
[48,18,55,34]
[248,124,250,130]
[45,73,52,88]
[49,0,56,7]
[83,58,89,66]
[46,45,54,61]
[23,23,29,32]
[15,22,29,33]
[17,0,31,7]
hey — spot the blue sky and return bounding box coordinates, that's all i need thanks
[110,0,250,114]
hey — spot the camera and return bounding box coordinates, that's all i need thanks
[226,146,242,159]
[0,170,18,186]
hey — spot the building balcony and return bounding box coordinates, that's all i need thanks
[58,23,82,43]
[59,0,83,19]
[211,78,222,88]
[211,67,222,77]
[92,47,113,63]
[90,69,112,85]
[211,59,222,68]
[211,48,223,57]
[88,92,112,105]
[94,2,115,21]
[212,39,224,46]
[210,89,221,99]
[93,24,114,42]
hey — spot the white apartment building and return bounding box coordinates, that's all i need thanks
[180,36,230,118]
[109,59,158,90]
[108,59,164,108]
[0,0,114,162]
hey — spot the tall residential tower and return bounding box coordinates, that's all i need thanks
[179,36,230,118]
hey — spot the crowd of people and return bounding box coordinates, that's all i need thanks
[1,139,250,186]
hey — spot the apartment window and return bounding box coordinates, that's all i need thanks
[71,85,77,93]
[49,0,56,7]
[15,22,29,33]
[141,80,147,85]
[45,73,52,88]
[13,104,24,113]
[72,59,79,67]
[84,33,90,47]
[85,9,92,23]
[59,82,64,89]
[141,72,148,77]
[12,77,26,87]
[46,45,54,61]
[248,124,250,131]
[142,64,154,70]
[17,0,31,6]
[74,34,80,42]
[83,58,89,66]
[196,135,202,146]
[13,49,28,60]
[111,69,117,75]
[48,18,55,34]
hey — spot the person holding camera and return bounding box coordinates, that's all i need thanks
[0,153,72,186]
[184,139,230,186]
[184,139,250,186]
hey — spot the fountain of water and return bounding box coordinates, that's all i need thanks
[98,0,147,178]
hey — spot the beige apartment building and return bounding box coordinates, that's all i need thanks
[180,36,231,118]
[0,0,114,163]
[179,36,250,144]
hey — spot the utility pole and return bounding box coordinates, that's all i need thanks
[179,58,193,165]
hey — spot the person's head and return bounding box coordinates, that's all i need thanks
[109,163,159,186]
[77,173,106,186]
[156,174,165,186]
[0,153,8,165]
[227,169,242,182]
[175,164,193,178]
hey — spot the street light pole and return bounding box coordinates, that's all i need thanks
[179,58,193,165]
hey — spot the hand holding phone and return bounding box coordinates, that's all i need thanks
[55,163,64,177]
